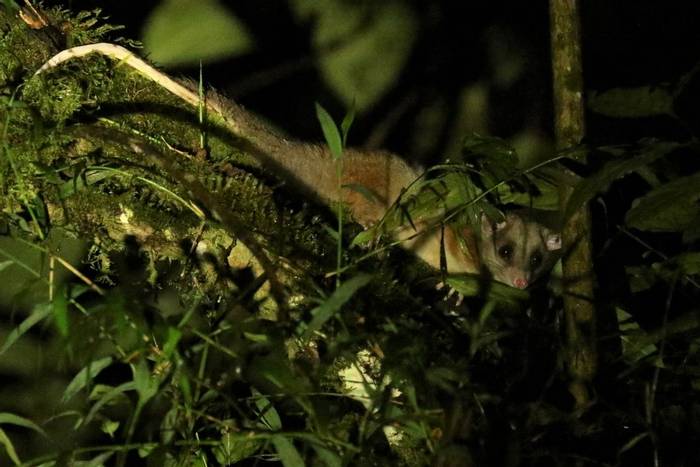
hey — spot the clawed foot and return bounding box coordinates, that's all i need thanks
[436,281,465,307]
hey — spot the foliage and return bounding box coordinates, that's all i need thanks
[0,3,699,467]
[291,0,418,112]
[142,0,254,66]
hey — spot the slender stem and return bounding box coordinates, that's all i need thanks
[335,157,343,288]
[549,0,597,409]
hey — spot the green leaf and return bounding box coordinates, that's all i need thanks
[251,353,302,391]
[159,408,177,445]
[683,214,700,243]
[619,433,651,456]
[0,415,46,464]
[132,360,159,406]
[82,451,116,466]
[59,168,115,199]
[52,286,69,338]
[303,273,371,339]
[162,326,182,357]
[0,427,20,466]
[340,105,356,146]
[322,224,341,242]
[625,265,657,293]
[178,372,193,405]
[272,435,305,467]
[461,135,518,175]
[137,443,158,459]
[0,260,13,273]
[311,444,342,467]
[625,172,700,233]
[83,382,137,427]
[0,303,52,356]
[672,252,700,276]
[349,228,376,247]
[588,86,675,118]
[315,103,343,159]
[143,0,254,66]
[100,419,120,437]
[251,387,282,431]
[62,356,114,403]
[214,430,261,464]
[297,1,417,111]
[425,367,462,392]
[243,332,271,344]
[0,412,48,438]
[445,275,527,306]
[617,308,657,364]
[0,1,19,13]
[70,284,92,299]
[564,141,679,222]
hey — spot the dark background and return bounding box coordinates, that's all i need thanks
[1,3,699,464]
[50,0,700,163]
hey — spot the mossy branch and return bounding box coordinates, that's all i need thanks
[0,5,337,316]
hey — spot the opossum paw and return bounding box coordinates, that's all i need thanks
[436,281,465,307]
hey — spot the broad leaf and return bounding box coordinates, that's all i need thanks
[461,135,519,182]
[83,382,137,427]
[589,86,675,118]
[302,273,371,339]
[143,0,253,66]
[252,387,282,431]
[564,141,679,222]
[683,214,700,243]
[445,274,527,305]
[0,303,52,356]
[295,0,417,111]
[617,308,657,365]
[214,430,262,464]
[312,444,342,467]
[272,435,305,467]
[315,103,343,159]
[672,252,700,276]
[132,360,159,405]
[625,172,700,233]
[62,356,114,403]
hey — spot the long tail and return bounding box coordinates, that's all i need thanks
[35,43,418,224]
[36,43,246,134]
[35,43,336,192]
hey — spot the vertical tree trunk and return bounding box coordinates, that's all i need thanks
[549,0,597,409]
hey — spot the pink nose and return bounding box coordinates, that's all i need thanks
[513,278,528,289]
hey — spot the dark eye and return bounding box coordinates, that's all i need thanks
[530,251,543,269]
[498,244,513,260]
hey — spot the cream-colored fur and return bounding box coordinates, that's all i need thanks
[36,43,559,285]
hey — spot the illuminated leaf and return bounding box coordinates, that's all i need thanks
[143,0,253,66]
[294,1,417,111]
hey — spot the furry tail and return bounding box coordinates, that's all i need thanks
[36,43,419,225]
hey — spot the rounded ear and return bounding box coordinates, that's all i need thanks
[546,233,562,251]
[480,212,493,236]
[480,212,507,237]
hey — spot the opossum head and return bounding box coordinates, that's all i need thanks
[479,212,561,289]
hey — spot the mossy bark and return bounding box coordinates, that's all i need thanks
[549,0,598,409]
[0,6,335,315]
